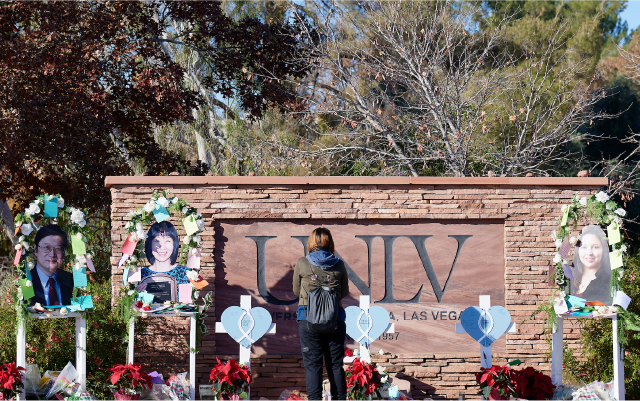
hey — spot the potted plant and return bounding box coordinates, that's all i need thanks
[107,363,153,400]
[0,363,26,400]
[476,362,555,400]
[209,358,251,400]
[345,357,383,400]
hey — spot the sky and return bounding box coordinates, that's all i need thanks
[622,0,640,34]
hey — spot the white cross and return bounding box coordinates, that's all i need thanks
[348,295,395,362]
[214,295,276,400]
[455,295,516,369]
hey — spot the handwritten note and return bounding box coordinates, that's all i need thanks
[183,215,199,236]
[71,234,86,255]
[44,197,58,217]
[73,266,88,287]
[608,223,621,245]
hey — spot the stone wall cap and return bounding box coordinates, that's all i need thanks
[105,176,608,187]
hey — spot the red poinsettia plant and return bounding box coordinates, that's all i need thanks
[107,363,153,397]
[209,358,251,400]
[0,362,26,400]
[345,358,383,400]
[476,361,555,400]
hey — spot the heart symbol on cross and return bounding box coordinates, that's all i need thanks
[220,306,273,349]
[460,306,511,347]
[345,305,391,346]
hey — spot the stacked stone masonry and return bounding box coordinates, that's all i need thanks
[107,176,607,400]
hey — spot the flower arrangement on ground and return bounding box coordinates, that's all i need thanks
[209,358,251,400]
[345,357,384,400]
[107,363,153,400]
[0,362,26,400]
[475,362,554,400]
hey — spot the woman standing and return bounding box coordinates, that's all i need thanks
[293,228,349,400]
[571,225,612,304]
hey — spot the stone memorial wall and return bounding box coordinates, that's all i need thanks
[107,176,607,399]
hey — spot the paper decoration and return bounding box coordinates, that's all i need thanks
[345,305,391,346]
[117,255,129,269]
[561,208,569,226]
[71,295,94,310]
[562,264,574,281]
[608,223,621,245]
[136,292,155,305]
[610,251,623,269]
[19,279,35,300]
[183,215,199,236]
[188,277,209,290]
[14,222,21,237]
[460,306,511,347]
[220,306,273,349]
[13,248,22,266]
[44,305,64,309]
[73,266,88,287]
[558,238,571,258]
[153,204,170,223]
[186,249,201,270]
[613,291,631,310]
[25,263,32,282]
[44,197,58,217]
[388,386,399,399]
[86,257,96,273]
[127,268,141,283]
[585,300,607,306]
[548,265,555,287]
[122,267,129,287]
[121,233,137,255]
[566,295,586,309]
[71,234,86,255]
[149,372,163,385]
[553,299,568,314]
[179,284,192,303]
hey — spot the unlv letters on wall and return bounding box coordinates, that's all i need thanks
[214,220,505,354]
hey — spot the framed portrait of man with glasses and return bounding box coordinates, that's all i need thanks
[30,225,74,306]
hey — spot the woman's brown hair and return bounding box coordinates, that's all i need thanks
[307,227,335,254]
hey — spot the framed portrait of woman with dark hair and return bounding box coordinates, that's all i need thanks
[570,225,612,304]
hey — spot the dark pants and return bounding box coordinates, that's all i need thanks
[298,320,347,400]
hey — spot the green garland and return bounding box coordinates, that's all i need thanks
[545,191,640,344]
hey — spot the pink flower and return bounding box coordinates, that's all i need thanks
[310,274,317,281]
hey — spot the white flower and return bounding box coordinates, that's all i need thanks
[135,222,144,232]
[595,191,609,203]
[561,204,568,213]
[193,291,200,299]
[380,376,388,384]
[554,239,562,248]
[186,270,199,281]
[57,197,64,208]
[579,197,587,206]
[74,263,81,271]
[20,223,34,236]
[135,209,143,216]
[33,303,44,312]
[196,219,205,230]
[143,201,156,213]
[615,208,626,217]
[26,203,40,216]
[562,258,571,266]
[183,235,191,244]
[620,244,628,253]
[182,207,189,214]
[376,365,386,374]
[196,213,202,219]
[172,197,179,204]
[14,244,22,251]
[45,312,52,318]
[24,280,32,287]
[129,233,138,242]
[47,195,54,201]
[551,230,558,240]
[553,253,562,264]
[559,291,566,299]
[157,196,170,208]
[125,222,132,230]
[606,202,614,210]
[614,216,623,226]
[164,300,172,306]
[569,236,578,246]
[193,235,201,244]
[70,209,84,224]
[18,235,25,242]
[59,307,68,316]
[27,262,34,270]
[130,255,137,263]
[35,199,42,204]
[78,219,86,228]
[127,290,136,296]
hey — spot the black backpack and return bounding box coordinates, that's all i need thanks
[306,263,341,334]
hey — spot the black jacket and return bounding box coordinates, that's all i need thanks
[30,268,74,306]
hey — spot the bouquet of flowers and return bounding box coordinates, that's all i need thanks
[0,362,26,400]
[209,358,251,400]
[476,362,555,400]
[345,357,383,400]
[107,363,153,400]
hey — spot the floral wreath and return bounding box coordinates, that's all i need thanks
[13,194,92,318]
[548,190,640,343]
[116,190,211,351]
